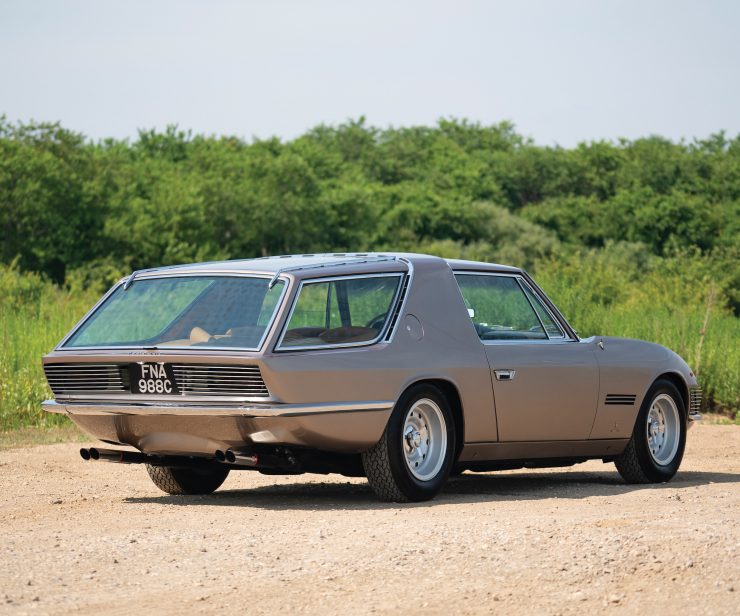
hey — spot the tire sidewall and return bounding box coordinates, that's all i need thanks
[633,380,687,482]
[171,465,230,494]
[385,384,455,501]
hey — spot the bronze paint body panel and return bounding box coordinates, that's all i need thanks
[67,408,392,455]
[484,340,600,441]
[588,337,697,439]
[42,252,698,465]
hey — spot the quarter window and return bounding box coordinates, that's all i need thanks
[521,282,565,338]
[455,274,547,341]
[279,275,402,349]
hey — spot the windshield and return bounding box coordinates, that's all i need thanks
[64,276,285,349]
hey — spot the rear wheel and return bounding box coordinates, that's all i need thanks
[146,464,230,495]
[362,384,455,502]
[614,379,687,483]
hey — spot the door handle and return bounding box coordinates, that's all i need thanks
[494,369,516,381]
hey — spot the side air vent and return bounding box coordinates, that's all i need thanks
[605,394,637,406]
[690,387,702,413]
[384,274,411,341]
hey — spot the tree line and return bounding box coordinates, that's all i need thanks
[0,116,738,311]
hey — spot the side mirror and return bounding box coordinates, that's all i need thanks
[467,308,475,319]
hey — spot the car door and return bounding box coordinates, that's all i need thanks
[454,272,599,442]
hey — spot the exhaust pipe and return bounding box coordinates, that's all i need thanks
[224,449,259,466]
[80,447,229,467]
[89,447,147,464]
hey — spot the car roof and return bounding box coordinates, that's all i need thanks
[128,252,523,281]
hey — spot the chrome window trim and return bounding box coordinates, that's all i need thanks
[57,273,289,353]
[513,277,549,339]
[517,278,566,339]
[520,273,580,341]
[385,257,415,343]
[274,272,405,352]
[452,271,576,345]
[268,255,399,288]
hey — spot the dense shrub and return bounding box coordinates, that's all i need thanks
[0,117,738,426]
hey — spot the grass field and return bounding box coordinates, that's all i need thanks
[1,258,737,432]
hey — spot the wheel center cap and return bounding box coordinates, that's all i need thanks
[407,430,422,449]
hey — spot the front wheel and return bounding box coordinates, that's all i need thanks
[146,464,230,495]
[362,384,455,502]
[614,379,687,483]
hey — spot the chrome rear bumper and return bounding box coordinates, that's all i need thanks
[42,399,393,417]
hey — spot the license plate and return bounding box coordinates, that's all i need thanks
[130,363,179,395]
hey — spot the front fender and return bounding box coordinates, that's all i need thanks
[589,337,697,439]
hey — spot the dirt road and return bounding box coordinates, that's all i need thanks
[1,424,738,615]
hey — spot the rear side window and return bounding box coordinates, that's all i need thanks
[454,274,547,341]
[278,275,402,349]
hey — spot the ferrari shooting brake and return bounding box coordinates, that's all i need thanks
[42,253,701,502]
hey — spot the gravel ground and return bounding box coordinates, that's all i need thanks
[1,424,738,615]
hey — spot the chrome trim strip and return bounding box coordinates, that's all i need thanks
[517,277,567,339]
[42,399,394,418]
[268,255,399,289]
[385,257,415,343]
[274,272,405,352]
[52,393,276,403]
[514,277,550,339]
[519,272,579,341]
[57,273,289,354]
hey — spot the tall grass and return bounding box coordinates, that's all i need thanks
[534,250,739,414]
[1,255,737,431]
[0,267,98,429]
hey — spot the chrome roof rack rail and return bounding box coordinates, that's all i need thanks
[268,255,399,288]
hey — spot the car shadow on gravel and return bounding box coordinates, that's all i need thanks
[123,469,739,510]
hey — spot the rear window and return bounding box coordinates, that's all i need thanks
[278,274,402,349]
[64,276,285,349]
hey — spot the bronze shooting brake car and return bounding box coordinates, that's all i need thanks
[42,253,702,502]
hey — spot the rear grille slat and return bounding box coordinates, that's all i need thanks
[170,364,267,397]
[45,363,269,398]
[43,364,126,394]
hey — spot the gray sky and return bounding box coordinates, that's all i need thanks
[1,0,738,146]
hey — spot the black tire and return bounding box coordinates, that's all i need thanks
[362,384,455,502]
[614,379,687,484]
[145,464,230,495]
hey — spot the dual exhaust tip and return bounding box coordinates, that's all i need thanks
[80,447,118,461]
[215,449,258,466]
[80,447,258,466]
